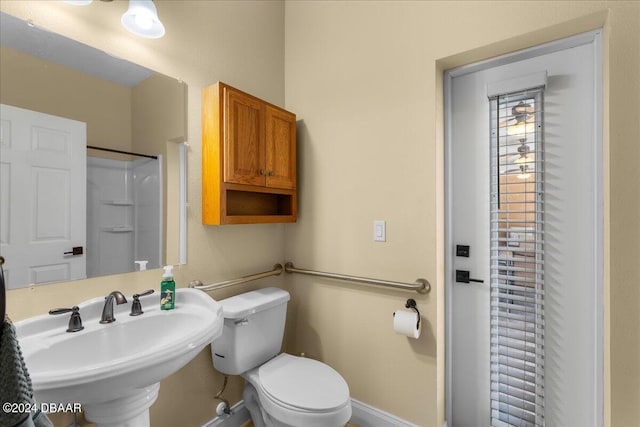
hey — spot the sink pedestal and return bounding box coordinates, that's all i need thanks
[83,383,160,427]
[16,288,223,427]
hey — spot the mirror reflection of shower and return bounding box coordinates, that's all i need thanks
[87,153,162,278]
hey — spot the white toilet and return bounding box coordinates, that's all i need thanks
[211,287,352,427]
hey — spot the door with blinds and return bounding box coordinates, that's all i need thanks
[446,31,603,427]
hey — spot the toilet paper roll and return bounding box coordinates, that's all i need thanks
[393,309,421,339]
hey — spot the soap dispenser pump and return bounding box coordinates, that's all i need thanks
[160,265,175,310]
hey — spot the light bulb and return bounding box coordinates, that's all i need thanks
[121,0,165,38]
[135,12,154,30]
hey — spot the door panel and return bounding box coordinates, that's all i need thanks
[0,104,86,288]
[224,87,265,186]
[265,106,296,190]
[447,35,601,427]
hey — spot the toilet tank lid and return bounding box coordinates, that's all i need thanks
[219,287,290,319]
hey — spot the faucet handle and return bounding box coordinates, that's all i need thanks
[49,306,84,333]
[130,289,155,316]
[134,289,155,298]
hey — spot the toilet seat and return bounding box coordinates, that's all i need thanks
[242,353,352,427]
[259,353,350,411]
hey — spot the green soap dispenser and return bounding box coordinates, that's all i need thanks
[160,265,175,310]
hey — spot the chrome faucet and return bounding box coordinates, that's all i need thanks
[100,291,128,324]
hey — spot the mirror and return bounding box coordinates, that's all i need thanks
[0,12,187,289]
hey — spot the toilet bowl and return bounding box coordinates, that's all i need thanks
[211,288,352,427]
[242,354,351,427]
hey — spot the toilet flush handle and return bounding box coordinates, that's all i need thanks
[234,318,249,326]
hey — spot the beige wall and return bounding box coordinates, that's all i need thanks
[1,1,286,426]
[2,1,638,427]
[0,45,132,153]
[285,1,639,427]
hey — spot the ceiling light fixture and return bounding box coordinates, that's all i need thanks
[121,0,165,39]
[517,164,532,180]
[513,138,534,164]
[499,100,536,136]
[62,0,164,38]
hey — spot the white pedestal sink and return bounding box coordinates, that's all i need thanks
[15,288,223,427]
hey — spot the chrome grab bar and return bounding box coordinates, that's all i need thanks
[284,262,430,293]
[189,264,283,292]
[189,262,430,294]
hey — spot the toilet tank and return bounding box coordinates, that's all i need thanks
[211,287,290,375]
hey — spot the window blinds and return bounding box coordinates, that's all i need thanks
[489,89,545,427]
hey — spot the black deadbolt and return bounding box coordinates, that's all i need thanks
[456,245,470,257]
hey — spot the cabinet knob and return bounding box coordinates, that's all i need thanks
[259,169,266,176]
[268,171,275,176]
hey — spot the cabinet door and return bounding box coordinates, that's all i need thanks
[265,106,296,190]
[224,87,265,186]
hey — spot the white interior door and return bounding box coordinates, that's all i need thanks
[0,104,86,288]
[446,32,603,426]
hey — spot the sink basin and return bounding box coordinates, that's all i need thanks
[15,288,223,427]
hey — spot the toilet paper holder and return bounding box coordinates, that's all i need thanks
[393,298,421,329]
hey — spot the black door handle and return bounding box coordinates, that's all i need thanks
[63,246,84,256]
[456,270,484,283]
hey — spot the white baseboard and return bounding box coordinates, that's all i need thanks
[203,398,419,427]
[350,398,420,427]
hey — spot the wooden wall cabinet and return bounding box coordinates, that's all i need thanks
[202,82,297,225]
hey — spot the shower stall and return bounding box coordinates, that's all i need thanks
[86,155,162,277]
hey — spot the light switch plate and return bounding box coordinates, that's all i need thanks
[374,220,386,242]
